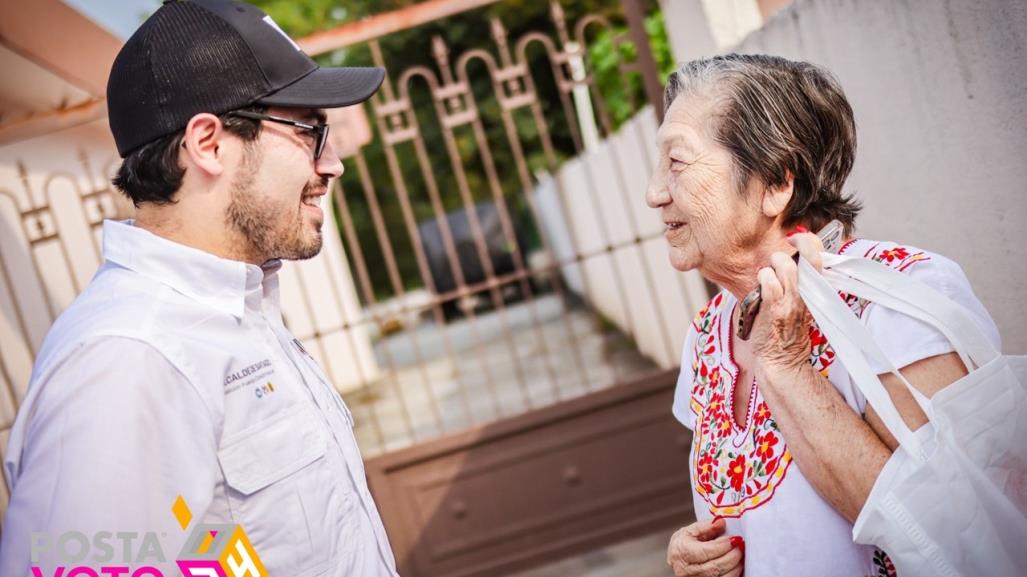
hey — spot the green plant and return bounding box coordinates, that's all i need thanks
[586,9,675,130]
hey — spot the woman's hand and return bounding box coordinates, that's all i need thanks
[666,518,744,577]
[750,230,826,377]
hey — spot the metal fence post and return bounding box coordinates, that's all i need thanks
[621,0,665,123]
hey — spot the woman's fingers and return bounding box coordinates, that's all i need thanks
[669,530,733,565]
[689,516,727,541]
[769,251,799,298]
[753,252,811,372]
[757,266,783,303]
[788,231,825,271]
[667,519,741,576]
[669,540,744,577]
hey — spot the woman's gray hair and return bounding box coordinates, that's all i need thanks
[665,54,861,234]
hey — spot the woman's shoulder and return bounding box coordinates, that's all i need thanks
[837,238,1001,367]
[839,238,937,272]
[837,238,971,315]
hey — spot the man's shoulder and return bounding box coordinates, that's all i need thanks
[33,263,230,385]
[24,266,230,432]
[42,261,242,349]
[36,265,166,364]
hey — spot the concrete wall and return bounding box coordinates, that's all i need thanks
[663,0,1027,352]
[660,0,763,59]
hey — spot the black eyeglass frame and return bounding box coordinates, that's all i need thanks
[229,110,330,160]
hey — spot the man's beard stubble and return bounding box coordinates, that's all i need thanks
[225,145,326,263]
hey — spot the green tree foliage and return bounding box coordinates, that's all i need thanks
[246,1,671,302]
[586,10,676,127]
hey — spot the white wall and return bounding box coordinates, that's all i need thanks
[662,0,1027,352]
[660,0,763,60]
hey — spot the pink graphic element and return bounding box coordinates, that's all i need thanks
[177,559,228,577]
[209,530,218,539]
[32,567,65,577]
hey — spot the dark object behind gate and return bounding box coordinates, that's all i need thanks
[419,201,527,315]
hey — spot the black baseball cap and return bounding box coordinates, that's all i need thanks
[107,0,385,157]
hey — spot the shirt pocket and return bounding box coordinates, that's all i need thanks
[218,403,342,577]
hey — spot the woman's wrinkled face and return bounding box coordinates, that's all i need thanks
[646,93,763,274]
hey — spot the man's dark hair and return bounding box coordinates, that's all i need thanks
[112,108,265,207]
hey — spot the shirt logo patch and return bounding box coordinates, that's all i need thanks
[225,359,273,395]
[254,382,276,399]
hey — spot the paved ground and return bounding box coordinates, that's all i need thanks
[343,292,674,577]
[509,531,675,577]
[344,293,658,456]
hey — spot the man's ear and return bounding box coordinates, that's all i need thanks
[181,114,225,177]
[762,170,794,219]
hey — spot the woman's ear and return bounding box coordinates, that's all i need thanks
[181,113,225,177]
[762,170,794,219]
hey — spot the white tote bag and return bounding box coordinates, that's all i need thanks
[795,252,1027,577]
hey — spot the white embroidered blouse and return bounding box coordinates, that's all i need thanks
[672,239,1001,577]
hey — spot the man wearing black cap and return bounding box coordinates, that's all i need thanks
[0,1,400,576]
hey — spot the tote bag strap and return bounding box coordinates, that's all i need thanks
[821,253,1000,368]
[819,269,952,417]
[798,259,926,460]
[821,268,973,374]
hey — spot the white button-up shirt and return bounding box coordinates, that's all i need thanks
[1,220,400,577]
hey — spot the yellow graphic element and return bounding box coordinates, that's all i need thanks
[220,526,268,577]
[267,382,274,392]
[172,495,193,529]
[198,530,217,555]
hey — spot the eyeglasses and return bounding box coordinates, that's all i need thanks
[229,110,330,160]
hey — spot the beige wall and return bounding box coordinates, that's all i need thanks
[663,0,1027,352]
[660,0,764,58]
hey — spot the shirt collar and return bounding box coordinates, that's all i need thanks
[102,219,281,319]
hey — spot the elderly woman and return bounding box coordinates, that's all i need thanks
[648,54,1000,577]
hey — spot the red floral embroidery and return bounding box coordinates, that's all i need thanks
[755,431,779,460]
[696,452,717,494]
[726,454,750,492]
[808,324,836,376]
[753,402,771,427]
[688,294,793,518]
[702,391,734,440]
[878,247,909,262]
[848,241,932,317]
[869,549,898,577]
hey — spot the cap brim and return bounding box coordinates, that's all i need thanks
[257,66,385,108]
